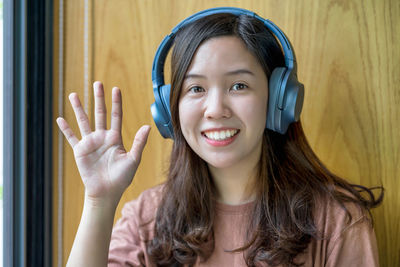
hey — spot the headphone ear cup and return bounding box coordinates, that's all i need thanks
[151,84,174,138]
[267,67,286,132]
[283,72,304,125]
[267,68,304,134]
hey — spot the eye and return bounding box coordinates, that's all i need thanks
[231,83,248,91]
[189,86,205,94]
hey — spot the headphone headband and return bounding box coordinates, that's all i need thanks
[152,7,297,90]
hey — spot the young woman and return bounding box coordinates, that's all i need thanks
[58,8,383,267]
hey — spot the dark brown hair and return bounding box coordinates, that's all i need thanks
[147,13,383,266]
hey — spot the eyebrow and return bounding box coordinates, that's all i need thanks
[184,69,255,80]
[225,69,255,76]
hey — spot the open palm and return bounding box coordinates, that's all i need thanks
[57,82,150,204]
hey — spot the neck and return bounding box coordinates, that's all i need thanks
[208,155,259,206]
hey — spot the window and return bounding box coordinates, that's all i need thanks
[3,1,52,266]
[0,1,4,266]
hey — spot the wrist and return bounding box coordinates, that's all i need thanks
[83,192,121,213]
[81,197,118,231]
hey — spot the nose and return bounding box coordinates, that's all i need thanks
[204,89,231,120]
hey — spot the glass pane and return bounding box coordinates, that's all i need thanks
[0,0,3,266]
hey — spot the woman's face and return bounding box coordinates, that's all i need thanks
[178,36,269,170]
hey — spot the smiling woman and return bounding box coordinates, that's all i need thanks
[56,1,400,266]
[59,8,385,267]
[144,11,382,266]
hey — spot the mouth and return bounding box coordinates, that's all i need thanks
[201,129,240,141]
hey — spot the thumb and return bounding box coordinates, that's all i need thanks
[129,125,151,162]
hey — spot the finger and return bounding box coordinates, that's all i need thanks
[56,117,79,147]
[69,93,92,136]
[110,87,122,132]
[93,81,107,130]
[129,125,151,162]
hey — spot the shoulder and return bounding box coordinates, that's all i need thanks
[108,184,165,266]
[315,187,370,240]
[295,187,379,266]
[316,189,378,266]
[311,188,379,265]
[120,183,165,227]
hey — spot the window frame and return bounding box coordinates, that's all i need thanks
[3,0,53,266]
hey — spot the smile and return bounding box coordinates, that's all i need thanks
[202,129,239,141]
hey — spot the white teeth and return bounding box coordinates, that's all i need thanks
[204,129,238,141]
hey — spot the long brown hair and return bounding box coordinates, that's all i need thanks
[147,13,383,266]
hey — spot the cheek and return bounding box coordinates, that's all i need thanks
[178,101,196,137]
[178,103,186,132]
[240,96,268,124]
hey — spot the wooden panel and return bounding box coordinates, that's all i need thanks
[53,0,400,266]
[55,1,87,266]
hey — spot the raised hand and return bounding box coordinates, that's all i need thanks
[57,81,150,206]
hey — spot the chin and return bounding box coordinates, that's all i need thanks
[203,156,239,170]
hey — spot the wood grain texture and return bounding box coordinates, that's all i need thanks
[61,0,87,265]
[54,0,400,266]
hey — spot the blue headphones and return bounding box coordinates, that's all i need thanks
[151,7,304,138]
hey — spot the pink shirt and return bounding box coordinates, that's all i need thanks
[108,185,379,266]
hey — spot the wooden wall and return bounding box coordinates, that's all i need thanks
[52,0,400,266]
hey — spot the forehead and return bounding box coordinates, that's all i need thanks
[185,36,264,77]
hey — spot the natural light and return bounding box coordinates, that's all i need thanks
[0,0,4,265]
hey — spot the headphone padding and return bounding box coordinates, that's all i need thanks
[283,73,304,123]
[151,84,174,138]
[267,67,286,132]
